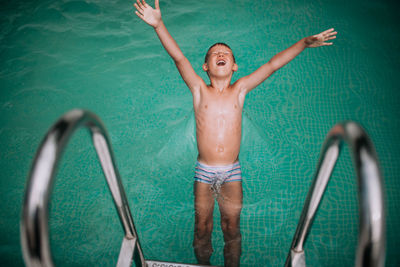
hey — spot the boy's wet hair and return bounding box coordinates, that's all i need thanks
[204,42,236,63]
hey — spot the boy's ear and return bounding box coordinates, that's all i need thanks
[232,63,238,72]
[202,63,208,72]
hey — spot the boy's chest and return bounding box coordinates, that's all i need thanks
[195,89,244,115]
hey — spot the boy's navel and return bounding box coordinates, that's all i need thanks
[217,145,224,152]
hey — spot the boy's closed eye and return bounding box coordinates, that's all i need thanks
[210,51,231,56]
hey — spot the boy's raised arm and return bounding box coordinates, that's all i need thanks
[237,28,337,94]
[134,0,204,92]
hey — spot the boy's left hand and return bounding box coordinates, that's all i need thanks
[305,28,337,48]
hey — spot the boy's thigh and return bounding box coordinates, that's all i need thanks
[218,181,243,218]
[194,181,215,220]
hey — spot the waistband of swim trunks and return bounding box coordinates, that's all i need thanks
[196,160,240,170]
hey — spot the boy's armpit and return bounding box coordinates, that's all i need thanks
[236,62,276,94]
[175,57,205,93]
[233,76,252,95]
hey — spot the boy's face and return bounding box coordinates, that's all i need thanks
[203,45,238,77]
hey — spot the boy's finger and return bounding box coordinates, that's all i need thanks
[137,0,145,9]
[135,10,144,19]
[142,0,149,7]
[155,0,160,10]
[322,28,334,34]
[134,3,143,12]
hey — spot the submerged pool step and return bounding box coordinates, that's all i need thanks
[146,260,220,267]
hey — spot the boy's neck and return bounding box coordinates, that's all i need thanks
[209,75,233,92]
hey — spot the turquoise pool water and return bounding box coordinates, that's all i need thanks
[1,0,399,266]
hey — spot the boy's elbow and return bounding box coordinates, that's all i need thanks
[174,55,187,65]
[267,61,279,72]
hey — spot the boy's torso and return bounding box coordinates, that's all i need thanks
[193,83,246,166]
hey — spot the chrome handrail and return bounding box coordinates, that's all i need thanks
[20,109,145,267]
[285,122,386,267]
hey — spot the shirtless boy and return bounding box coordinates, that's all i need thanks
[134,1,336,266]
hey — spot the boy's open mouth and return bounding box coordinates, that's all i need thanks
[217,60,226,66]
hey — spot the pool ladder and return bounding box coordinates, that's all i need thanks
[21,109,385,267]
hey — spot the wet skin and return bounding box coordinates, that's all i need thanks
[192,45,244,267]
[194,83,243,165]
[194,45,245,166]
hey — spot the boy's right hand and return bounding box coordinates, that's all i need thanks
[134,0,161,28]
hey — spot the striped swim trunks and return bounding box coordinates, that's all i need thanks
[194,161,242,196]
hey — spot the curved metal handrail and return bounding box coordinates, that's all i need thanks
[20,109,145,267]
[285,122,386,267]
